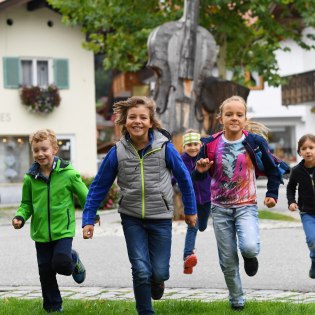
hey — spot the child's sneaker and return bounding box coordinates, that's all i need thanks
[243,256,258,277]
[183,253,197,274]
[72,250,86,284]
[151,281,165,300]
[231,304,244,311]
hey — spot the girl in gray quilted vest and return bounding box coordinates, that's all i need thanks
[82,96,197,315]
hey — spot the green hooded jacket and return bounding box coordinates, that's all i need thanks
[14,157,87,242]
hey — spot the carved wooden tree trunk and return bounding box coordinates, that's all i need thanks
[147,0,218,219]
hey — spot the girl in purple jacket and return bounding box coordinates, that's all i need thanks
[179,130,211,274]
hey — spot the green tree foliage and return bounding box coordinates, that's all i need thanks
[48,0,315,87]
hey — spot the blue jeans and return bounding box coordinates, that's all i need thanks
[120,213,172,315]
[211,205,260,307]
[300,213,315,261]
[35,237,74,311]
[183,202,211,259]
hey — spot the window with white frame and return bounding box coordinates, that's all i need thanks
[20,58,53,87]
[3,57,69,89]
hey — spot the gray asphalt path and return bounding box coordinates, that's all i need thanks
[0,181,312,293]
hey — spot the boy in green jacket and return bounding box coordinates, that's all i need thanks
[12,129,87,313]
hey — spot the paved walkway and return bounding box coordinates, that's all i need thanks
[0,216,308,304]
[0,215,310,305]
[1,183,311,304]
[1,286,315,304]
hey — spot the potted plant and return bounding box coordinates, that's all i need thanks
[20,85,61,114]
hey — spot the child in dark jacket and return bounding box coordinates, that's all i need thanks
[12,129,87,313]
[287,133,315,278]
[174,130,211,274]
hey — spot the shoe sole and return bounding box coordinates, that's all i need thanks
[72,250,86,284]
[183,255,197,274]
[184,255,197,268]
[151,282,164,300]
[183,267,193,274]
[244,257,258,277]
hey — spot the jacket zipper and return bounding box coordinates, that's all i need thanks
[47,176,52,241]
[130,144,162,218]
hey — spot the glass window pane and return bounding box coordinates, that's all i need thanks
[57,139,71,161]
[0,136,29,183]
[21,60,32,86]
[37,60,48,87]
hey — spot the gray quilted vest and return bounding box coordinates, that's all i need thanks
[116,130,174,219]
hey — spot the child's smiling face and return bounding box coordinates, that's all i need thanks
[219,101,247,139]
[184,142,201,157]
[125,105,153,142]
[31,139,57,170]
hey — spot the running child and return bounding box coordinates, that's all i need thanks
[174,129,211,274]
[287,134,315,278]
[193,95,283,311]
[12,129,87,313]
[82,96,197,315]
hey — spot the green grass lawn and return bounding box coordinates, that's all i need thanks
[1,298,315,315]
[258,210,299,222]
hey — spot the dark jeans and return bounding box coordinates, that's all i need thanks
[120,213,172,315]
[183,202,211,259]
[35,237,74,311]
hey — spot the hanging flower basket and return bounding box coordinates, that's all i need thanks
[20,85,61,114]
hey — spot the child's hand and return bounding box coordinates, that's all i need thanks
[185,214,197,228]
[289,203,298,212]
[83,225,94,239]
[264,197,277,208]
[196,158,213,173]
[12,218,22,229]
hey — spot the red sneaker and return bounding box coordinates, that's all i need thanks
[183,254,197,274]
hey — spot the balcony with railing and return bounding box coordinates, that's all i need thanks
[282,70,315,106]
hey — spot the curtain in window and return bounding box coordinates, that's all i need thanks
[37,60,49,87]
[21,60,32,86]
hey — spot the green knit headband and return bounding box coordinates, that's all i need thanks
[183,132,201,147]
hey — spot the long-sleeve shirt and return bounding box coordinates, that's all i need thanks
[83,132,196,226]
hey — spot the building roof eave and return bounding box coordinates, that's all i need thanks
[0,0,29,11]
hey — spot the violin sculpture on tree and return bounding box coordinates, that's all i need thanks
[147,0,217,134]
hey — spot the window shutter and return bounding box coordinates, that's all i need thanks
[3,57,20,88]
[54,59,69,89]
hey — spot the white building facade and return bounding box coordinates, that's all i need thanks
[247,28,315,165]
[0,1,97,190]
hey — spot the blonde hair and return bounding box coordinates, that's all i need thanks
[113,96,161,135]
[217,95,247,119]
[29,129,58,150]
[245,120,269,141]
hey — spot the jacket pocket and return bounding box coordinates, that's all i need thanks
[67,208,70,230]
[162,196,170,211]
[118,195,124,205]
